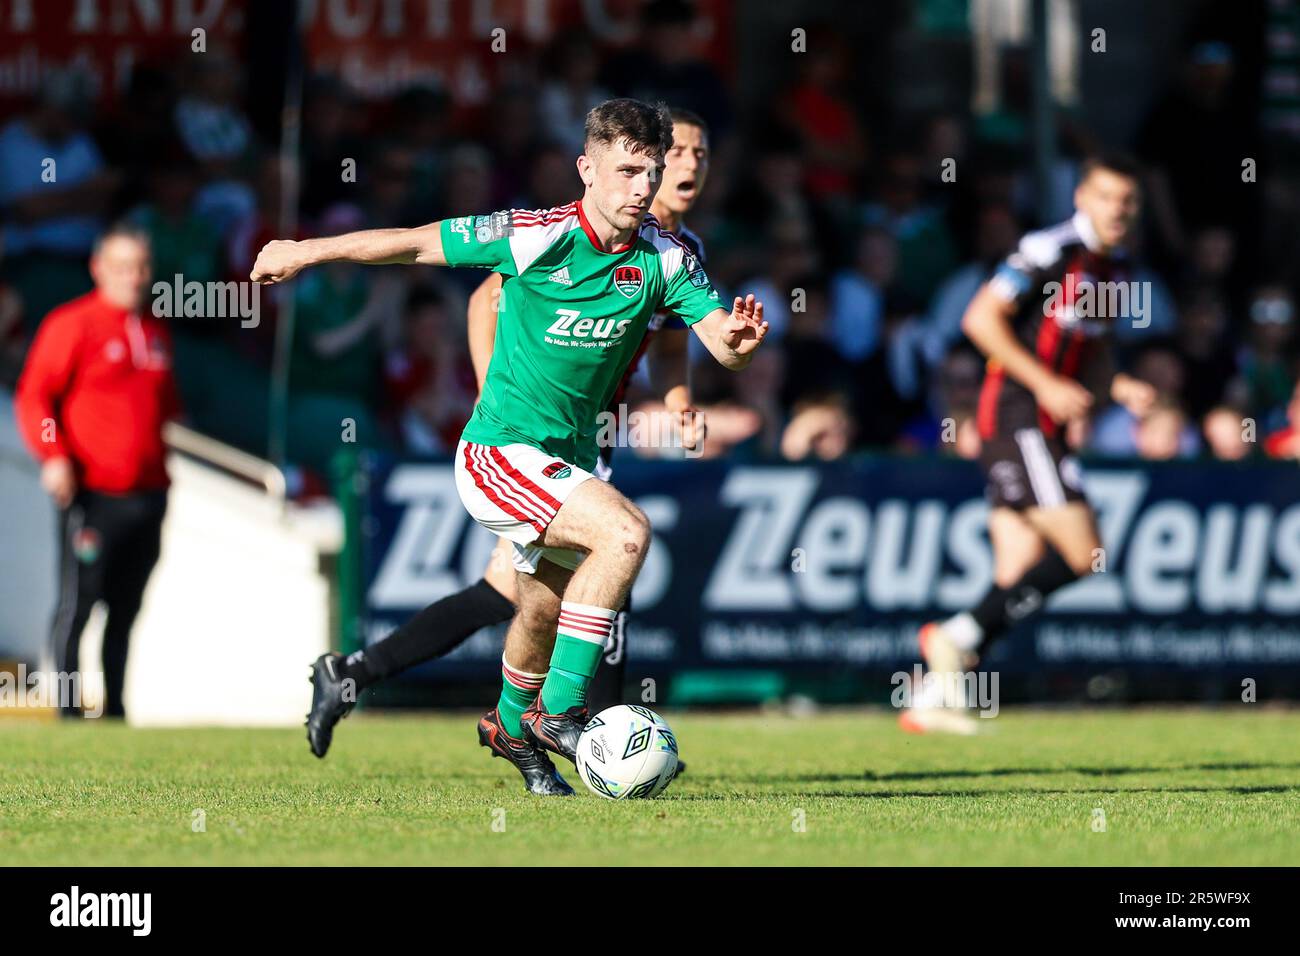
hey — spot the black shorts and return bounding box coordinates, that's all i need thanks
[979,428,1086,510]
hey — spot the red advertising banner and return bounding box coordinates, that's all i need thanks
[0,0,245,113]
[302,0,733,105]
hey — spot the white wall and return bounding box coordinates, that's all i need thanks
[126,455,341,726]
[2,390,341,726]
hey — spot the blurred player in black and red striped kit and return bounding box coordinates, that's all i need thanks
[304,108,712,757]
[901,154,1158,734]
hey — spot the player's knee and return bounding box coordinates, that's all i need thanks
[612,503,651,560]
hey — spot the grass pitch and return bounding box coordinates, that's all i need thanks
[2,707,1298,866]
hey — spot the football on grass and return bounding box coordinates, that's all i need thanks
[574,705,679,799]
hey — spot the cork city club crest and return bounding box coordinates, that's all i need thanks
[542,461,572,479]
[613,265,643,298]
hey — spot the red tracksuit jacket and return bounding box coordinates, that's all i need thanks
[15,290,180,493]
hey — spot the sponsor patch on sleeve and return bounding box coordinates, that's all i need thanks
[475,211,514,242]
[448,216,472,243]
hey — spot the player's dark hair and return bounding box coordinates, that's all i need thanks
[584,98,674,159]
[1079,151,1143,183]
[668,107,709,140]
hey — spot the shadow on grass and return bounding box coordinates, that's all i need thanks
[730,761,1300,786]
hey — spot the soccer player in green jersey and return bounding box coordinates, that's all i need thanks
[253,99,766,795]
[300,109,714,762]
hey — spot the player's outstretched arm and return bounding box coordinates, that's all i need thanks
[962,283,1092,424]
[692,294,767,371]
[250,221,447,285]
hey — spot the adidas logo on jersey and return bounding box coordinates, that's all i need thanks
[548,266,573,286]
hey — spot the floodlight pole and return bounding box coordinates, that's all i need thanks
[1030,0,1057,226]
[268,0,306,469]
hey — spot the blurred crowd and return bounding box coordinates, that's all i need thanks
[4,0,1300,488]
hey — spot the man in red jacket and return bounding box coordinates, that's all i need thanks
[15,224,180,718]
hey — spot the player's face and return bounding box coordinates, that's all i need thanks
[581,138,664,233]
[1075,168,1141,251]
[658,122,710,215]
[91,236,152,311]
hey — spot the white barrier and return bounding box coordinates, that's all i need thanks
[126,453,341,726]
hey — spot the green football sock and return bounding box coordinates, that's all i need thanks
[498,659,545,737]
[540,603,615,713]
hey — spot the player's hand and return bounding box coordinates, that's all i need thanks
[40,456,76,509]
[1110,373,1158,418]
[1033,375,1093,424]
[250,240,309,285]
[675,405,707,452]
[721,295,768,356]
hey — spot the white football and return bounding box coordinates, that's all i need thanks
[574,705,680,799]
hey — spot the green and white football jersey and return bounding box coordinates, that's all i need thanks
[441,200,723,471]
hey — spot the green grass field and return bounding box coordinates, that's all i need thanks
[3,707,1299,866]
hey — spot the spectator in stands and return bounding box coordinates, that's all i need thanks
[1264,381,1300,460]
[538,32,613,157]
[601,0,734,145]
[1091,342,1199,457]
[1203,405,1254,461]
[861,151,959,308]
[0,70,119,334]
[1139,41,1258,269]
[384,287,476,455]
[922,202,1020,367]
[738,220,821,344]
[1135,399,1198,460]
[775,30,868,215]
[1238,284,1297,429]
[1175,287,1237,421]
[829,226,895,365]
[290,204,392,410]
[514,142,578,211]
[13,225,180,719]
[299,75,370,219]
[175,52,257,239]
[780,277,852,413]
[389,85,453,224]
[918,345,985,454]
[127,157,224,290]
[781,393,855,461]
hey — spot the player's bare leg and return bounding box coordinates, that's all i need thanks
[478,556,576,796]
[483,538,519,604]
[902,509,1043,734]
[902,503,1094,734]
[519,477,651,762]
[307,538,518,759]
[1023,501,1102,577]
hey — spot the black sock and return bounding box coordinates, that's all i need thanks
[341,579,515,688]
[970,548,1081,650]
